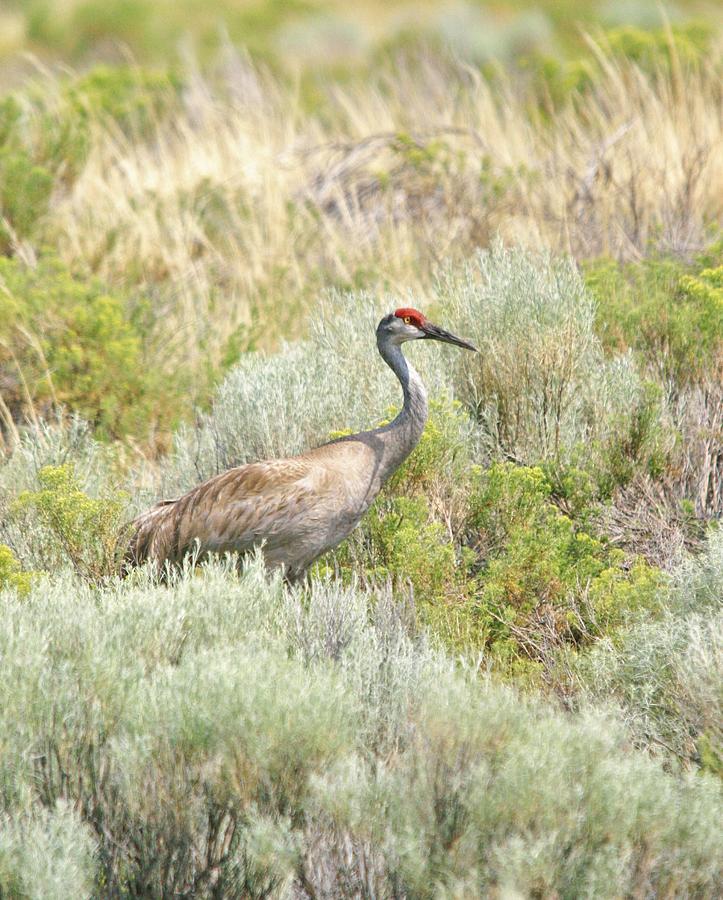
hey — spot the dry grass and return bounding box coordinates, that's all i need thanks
[37,46,722,372]
[600,377,723,568]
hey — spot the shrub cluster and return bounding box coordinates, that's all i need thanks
[577,529,723,774]
[586,254,723,386]
[0,255,183,440]
[0,559,719,897]
[1,246,714,678]
[0,95,56,252]
[0,416,125,574]
[0,64,181,254]
[0,28,716,439]
[304,407,660,681]
[467,463,661,669]
[12,465,129,580]
[528,21,716,109]
[0,544,32,596]
[162,248,675,675]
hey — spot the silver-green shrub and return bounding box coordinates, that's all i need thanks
[440,242,653,464]
[0,805,96,900]
[0,557,720,896]
[0,415,111,499]
[579,529,723,772]
[310,683,721,897]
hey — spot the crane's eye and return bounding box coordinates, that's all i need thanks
[403,316,412,325]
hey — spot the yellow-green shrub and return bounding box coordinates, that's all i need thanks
[0,97,54,250]
[605,22,714,69]
[0,255,181,439]
[586,255,723,385]
[64,65,181,136]
[466,463,662,669]
[527,22,714,110]
[0,545,32,596]
[385,397,476,498]
[12,465,129,580]
[0,64,181,253]
[359,496,462,600]
[323,412,664,666]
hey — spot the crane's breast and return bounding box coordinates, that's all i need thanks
[256,440,383,569]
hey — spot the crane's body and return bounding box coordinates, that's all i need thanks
[128,438,399,581]
[125,309,476,581]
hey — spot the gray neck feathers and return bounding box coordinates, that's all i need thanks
[374,335,429,483]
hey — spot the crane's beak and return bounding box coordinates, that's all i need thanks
[421,321,478,352]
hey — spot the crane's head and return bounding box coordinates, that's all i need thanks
[377,307,478,352]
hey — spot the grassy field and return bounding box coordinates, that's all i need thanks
[0,2,721,897]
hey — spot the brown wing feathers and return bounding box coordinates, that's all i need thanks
[124,457,320,571]
[123,441,382,578]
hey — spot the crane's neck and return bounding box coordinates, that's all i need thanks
[373,336,428,483]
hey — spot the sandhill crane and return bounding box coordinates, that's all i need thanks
[125,308,477,581]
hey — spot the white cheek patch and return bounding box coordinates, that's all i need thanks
[391,326,424,344]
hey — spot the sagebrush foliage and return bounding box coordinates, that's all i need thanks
[0,559,719,897]
[0,804,96,900]
[579,529,723,774]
